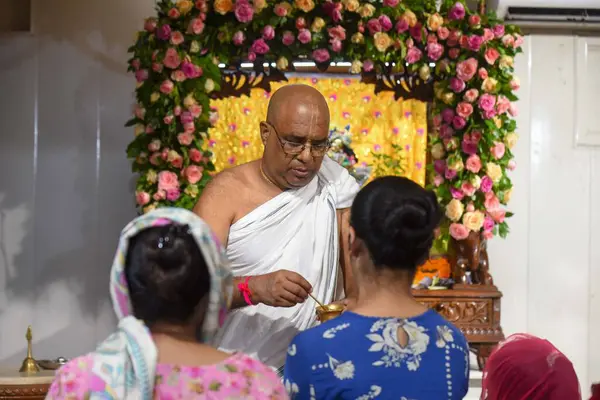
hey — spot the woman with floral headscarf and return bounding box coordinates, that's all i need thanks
[46,208,287,399]
[481,333,581,400]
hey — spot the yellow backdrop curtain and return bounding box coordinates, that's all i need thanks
[208,76,428,186]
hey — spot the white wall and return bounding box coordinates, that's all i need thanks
[0,0,598,395]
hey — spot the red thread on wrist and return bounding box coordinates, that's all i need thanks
[238,277,254,306]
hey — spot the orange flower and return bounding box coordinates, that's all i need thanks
[294,0,315,12]
[213,0,233,14]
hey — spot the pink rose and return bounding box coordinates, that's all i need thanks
[298,29,312,44]
[262,25,275,40]
[367,19,382,35]
[166,189,181,202]
[144,18,157,32]
[131,59,141,70]
[507,160,517,171]
[251,39,269,54]
[489,208,506,223]
[450,223,469,240]
[136,191,151,206]
[189,148,202,163]
[483,109,497,120]
[466,203,475,212]
[508,103,519,117]
[171,156,183,169]
[189,104,203,117]
[456,102,473,119]
[282,31,295,46]
[433,175,444,186]
[445,168,457,180]
[395,18,409,33]
[493,25,505,38]
[173,106,182,116]
[234,0,254,23]
[484,192,501,211]
[510,78,520,90]
[379,15,393,32]
[177,132,193,146]
[456,58,478,82]
[433,114,443,128]
[514,34,525,48]
[468,35,484,51]
[183,122,195,134]
[152,63,163,73]
[158,171,179,191]
[496,95,510,115]
[478,68,488,80]
[483,28,494,42]
[331,39,342,52]
[449,48,461,59]
[163,48,181,69]
[181,62,202,78]
[485,48,500,65]
[168,8,180,18]
[405,47,422,64]
[383,0,399,6]
[134,105,145,119]
[296,17,307,29]
[439,124,455,139]
[149,152,161,165]
[461,182,476,197]
[232,31,245,46]
[483,216,495,231]
[312,49,330,63]
[188,18,205,35]
[452,116,466,130]
[462,133,479,155]
[442,108,455,123]
[434,160,446,174]
[163,115,174,124]
[157,24,172,40]
[148,139,161,152]
[323,1,342,22]
[451,187,464,200]
[185,165,204,184]
[410,24,423,42]
[427,34,438,44]
[502,34,515,48]
[449,2,466,20]
[437,26,450,40]
[478,94,496,111]
[463,88,479,103]
[427,42,444,61]
[469,15,481,27]
[135,69,148,82]
[450,78,466,93]
[160,80,174,94]
[153,190,166,201]
[274,3,288,16]
[171,70,186,82]
[466,154,482,173]
[480,176,493,193]
[247,52,256,61]
[328,25,346,40]
[363,59,374,72]
[483,230,494,240]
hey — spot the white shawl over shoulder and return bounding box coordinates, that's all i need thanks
[213,157,359,368]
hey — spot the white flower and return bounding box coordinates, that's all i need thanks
[204,78,215,93]
[287,344,297,356]
[328,355,355,380]
[435,325,454,348]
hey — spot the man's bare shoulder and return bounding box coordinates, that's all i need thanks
[194,161,257,207]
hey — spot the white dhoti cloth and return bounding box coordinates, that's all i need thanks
[213,157,360,369]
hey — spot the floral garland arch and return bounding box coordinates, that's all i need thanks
[126,0,523,246]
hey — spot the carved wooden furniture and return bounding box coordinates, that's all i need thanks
[413,286,504,369]
[0,369,53,399]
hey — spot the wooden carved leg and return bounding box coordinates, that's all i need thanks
[471,343,495,371]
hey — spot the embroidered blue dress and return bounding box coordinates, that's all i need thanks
[283,310,470,400]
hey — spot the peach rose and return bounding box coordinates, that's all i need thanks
[456,102,473,119]
[373,32,392,52]
[148,139,161,152]
[351,32,364,44]
[463,88,479,103]
[484,48,500,65]
[358,4,375,18]
[214,0,233,14]
[134,124,145,137]
[185,165,204,184]
[445,199,465,222]
[482,77,498,93]
[153,190,166,201]
[486,162,503,183]
[350,60,362,74]
[158,171,179,191]
[489,208,506,223]
[456,58,478,82]
[461,182,476,197]
[276,56,288,70]
[170,31,184,47]
[431,143,445,159]
[294,0,315,12]
[342,0,359,12]
[136,191,151,206]
[463,210,485,231]
[311,17,326,32]
[510,76,520,90]
[176,0,194,14]
[499,55,514,69]
[491,142,505,159]
[449,223,469,240]
[143,203,158,214]
[484,192,500,211]
[253,0,267,12]
[427,13,444,31]
[177,132,193,146]
[503,188,513,204]
[402,10,417,27]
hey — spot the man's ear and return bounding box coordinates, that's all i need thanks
[259,122,270,145]
[349,227,361,258]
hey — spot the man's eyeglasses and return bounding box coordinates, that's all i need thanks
[265,122,331,157]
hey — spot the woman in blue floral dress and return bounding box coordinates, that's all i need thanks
[284,177,470,400]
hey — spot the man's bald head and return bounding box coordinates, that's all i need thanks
[266,84,330,127]
[260,84,331,189]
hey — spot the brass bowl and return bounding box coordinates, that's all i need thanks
[315,303,345,322]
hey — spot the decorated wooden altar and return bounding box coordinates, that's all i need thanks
[126,0,523,368]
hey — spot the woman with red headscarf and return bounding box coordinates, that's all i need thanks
[481,333,581,400]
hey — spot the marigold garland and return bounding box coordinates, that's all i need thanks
[126,0,522,246]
